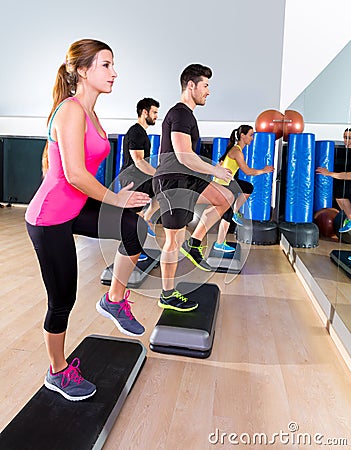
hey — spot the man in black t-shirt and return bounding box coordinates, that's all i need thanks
[153,63,233,311]
[316,128,351,233]
[118,98,160,236]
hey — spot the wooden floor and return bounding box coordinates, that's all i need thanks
[1,206,351,449]
[295,237,351,331]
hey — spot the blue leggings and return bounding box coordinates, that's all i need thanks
[26,199,147,334]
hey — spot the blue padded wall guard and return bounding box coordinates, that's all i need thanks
[239,132,275,221]
[314,140,335,212]
[285,133,315,223]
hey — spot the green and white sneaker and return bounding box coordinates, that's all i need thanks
[180,239,212,271]
[158,290,198,312]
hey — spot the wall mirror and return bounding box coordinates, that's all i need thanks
[282,40,351,352]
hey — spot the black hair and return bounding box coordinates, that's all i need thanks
[180,64,212,91]
[136,97,160,117]
[219,125,253,162]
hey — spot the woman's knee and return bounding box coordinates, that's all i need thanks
[216,188,233,208]
[205,184,233,207]
[225,189,234,205]
[44,303,74,334]
[120,211,147,255]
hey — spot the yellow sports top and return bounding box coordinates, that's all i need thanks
[213,144,241,186]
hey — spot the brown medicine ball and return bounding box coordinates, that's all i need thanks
[313,208,339,237]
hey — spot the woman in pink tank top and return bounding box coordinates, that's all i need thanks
[26,39,150,401]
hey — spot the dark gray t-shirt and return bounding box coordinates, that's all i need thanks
[155,102,200,179]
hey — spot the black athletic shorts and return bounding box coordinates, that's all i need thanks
[119,169,154,213]
[153,175,210,229]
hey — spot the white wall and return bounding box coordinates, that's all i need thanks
[289,41,351,124]
[0,116,251,140]
[0,0,285,123]
[2,0,351,139]
[280,0,351,111]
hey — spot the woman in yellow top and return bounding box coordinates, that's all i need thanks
[213,125,274,252]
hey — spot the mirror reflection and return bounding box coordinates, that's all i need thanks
[280,41,351,343]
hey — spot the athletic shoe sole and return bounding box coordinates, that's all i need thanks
[157,300,198,312]
[96,301,145,337]
[213,246,236,253]
[147,229,156,238]
[147,222,156,237]
[179,247,212,272]
[339,226,351,233]
[44,379,96,401]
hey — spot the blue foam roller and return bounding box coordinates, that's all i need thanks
[212,137,229,164]
[239,132,275,221]
[285,133,315,223]
[195,138,202,155]
[149,134,160,168]
[95,159,106,186]
[114,134,125,192]
[314,140,335,212]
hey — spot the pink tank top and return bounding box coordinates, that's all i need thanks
[25,98,110,226]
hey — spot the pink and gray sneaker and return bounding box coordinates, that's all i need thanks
[96,290,145,336]
[44,357,96,401]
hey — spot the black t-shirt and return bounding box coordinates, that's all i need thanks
[333,145,351,197]
[120,123,151,173]
[155,102,200,179]
[334,145,351,172]
[118,123,152,187]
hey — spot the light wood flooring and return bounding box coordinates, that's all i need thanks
[294,236,351,331]
[1,206,351,449]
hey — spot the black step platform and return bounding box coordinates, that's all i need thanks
[278,221,319,248]
[206,241,242,273]
[0,335,146,450]
[101,248,161,288]
[237,220,278,245]
[330,249,351,279]
[149,282,220,359]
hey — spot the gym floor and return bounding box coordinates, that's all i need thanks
[295,240,351,330]
[1,206,351,449]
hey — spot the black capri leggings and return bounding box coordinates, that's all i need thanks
[26,199,147,334]
[222,178,254,223]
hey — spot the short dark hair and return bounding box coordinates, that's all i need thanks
[180,64,212,91]
[136,97,160,117]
